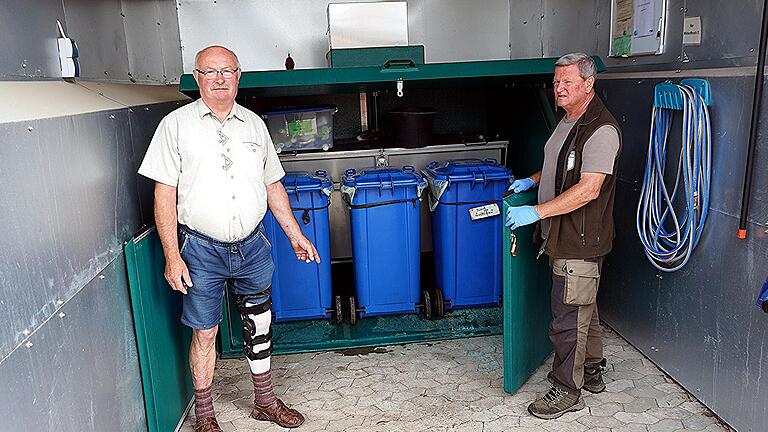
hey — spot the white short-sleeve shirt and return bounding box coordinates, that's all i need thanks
[138,99,285,242]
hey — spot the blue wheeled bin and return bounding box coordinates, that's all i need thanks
[425,159,512,310]
[342,166,426,321]
[262,171,334,322]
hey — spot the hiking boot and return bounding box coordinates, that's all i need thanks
[583,364,606,394]
[528,385,585,419]
[546,358,607,394]
[251,398,305,428]
[193,417,222,432]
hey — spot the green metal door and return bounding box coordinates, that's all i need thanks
[502,191,553,394]
[125,228,194,432]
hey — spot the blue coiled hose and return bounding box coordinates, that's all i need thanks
[636,84,712,272]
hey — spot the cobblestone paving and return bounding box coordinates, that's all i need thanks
[180,327,732,432]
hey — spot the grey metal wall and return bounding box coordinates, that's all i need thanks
[0,0,182,83]
[176,0,512,72]
[583,2,768,431]
[0,97,184,431]
[0,0,66,79]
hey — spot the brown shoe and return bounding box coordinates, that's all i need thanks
[251,398,305,428]
[194,417,222,432]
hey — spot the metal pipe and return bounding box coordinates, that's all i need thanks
[738,0,768,239]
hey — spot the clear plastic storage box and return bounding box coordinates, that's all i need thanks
[261,105,336,153]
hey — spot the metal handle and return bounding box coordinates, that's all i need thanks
[382,59,416,69]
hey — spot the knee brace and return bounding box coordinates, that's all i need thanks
[236,293,273,362]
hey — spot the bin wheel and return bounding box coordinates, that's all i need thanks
[433,289,445,319]
[334,295,343,325]
[421,290,432,320]
[349,296,358,326]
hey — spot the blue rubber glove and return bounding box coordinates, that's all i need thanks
[508,177,537,193]
[505,205,541,229]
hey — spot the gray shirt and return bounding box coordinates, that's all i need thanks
[538,117,620,237]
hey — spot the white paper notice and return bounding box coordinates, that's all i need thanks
[683,16,702,45]
[633,0,656,37]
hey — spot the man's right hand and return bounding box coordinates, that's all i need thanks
[508,177,537,193]
[164,255,193,294]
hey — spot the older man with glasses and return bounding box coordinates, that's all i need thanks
[139,45,316,431]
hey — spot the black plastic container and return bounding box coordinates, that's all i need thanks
[389,107,437,148]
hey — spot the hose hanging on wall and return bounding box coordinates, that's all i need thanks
[636,80,712,272]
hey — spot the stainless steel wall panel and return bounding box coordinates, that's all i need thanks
[601,207,768,432]
[0,110,140,361]
[0,0,66,79]
[540,0,600,58]
[681,0,762,68]
[328,2,409,49]
[156,0,184,83]
[598,75,762,222]
[0,257,146,432]
[600,70,768,431]
[407,0,510,63]
[177,0,332,72]
[62,0,131,81]
[600,182,662,336]
[122,0,183,83]
[177,0,513,72]
[508,0,545,59]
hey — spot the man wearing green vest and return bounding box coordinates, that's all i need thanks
[505,52,622,419]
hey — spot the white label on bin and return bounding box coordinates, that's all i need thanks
[468,203,500,221]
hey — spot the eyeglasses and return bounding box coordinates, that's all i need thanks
[194,68,240,79]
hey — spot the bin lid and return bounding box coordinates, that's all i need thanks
[342,166,423,189]
[282,171,332,192]
[262,104,337,116]
[426,158,511,182]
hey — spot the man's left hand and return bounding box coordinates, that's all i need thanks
[505,205,541,229]
[290,234,320,263]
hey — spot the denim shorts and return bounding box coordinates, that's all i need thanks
[178,224,274,329]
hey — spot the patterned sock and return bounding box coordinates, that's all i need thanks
[194,386,215,420]
[252,369,277,407]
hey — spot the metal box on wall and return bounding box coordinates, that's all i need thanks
[326,45,425,68]
[327,2,408,49]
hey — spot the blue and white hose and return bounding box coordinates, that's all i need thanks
[636,84,712,272]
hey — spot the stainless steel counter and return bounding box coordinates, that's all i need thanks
[279,141,508,260]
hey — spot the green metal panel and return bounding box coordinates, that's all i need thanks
[220,288,502,358]
[179,56,606,96]
[125,227,194,432]
[502,191,553,394]
[327,45,425,68]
